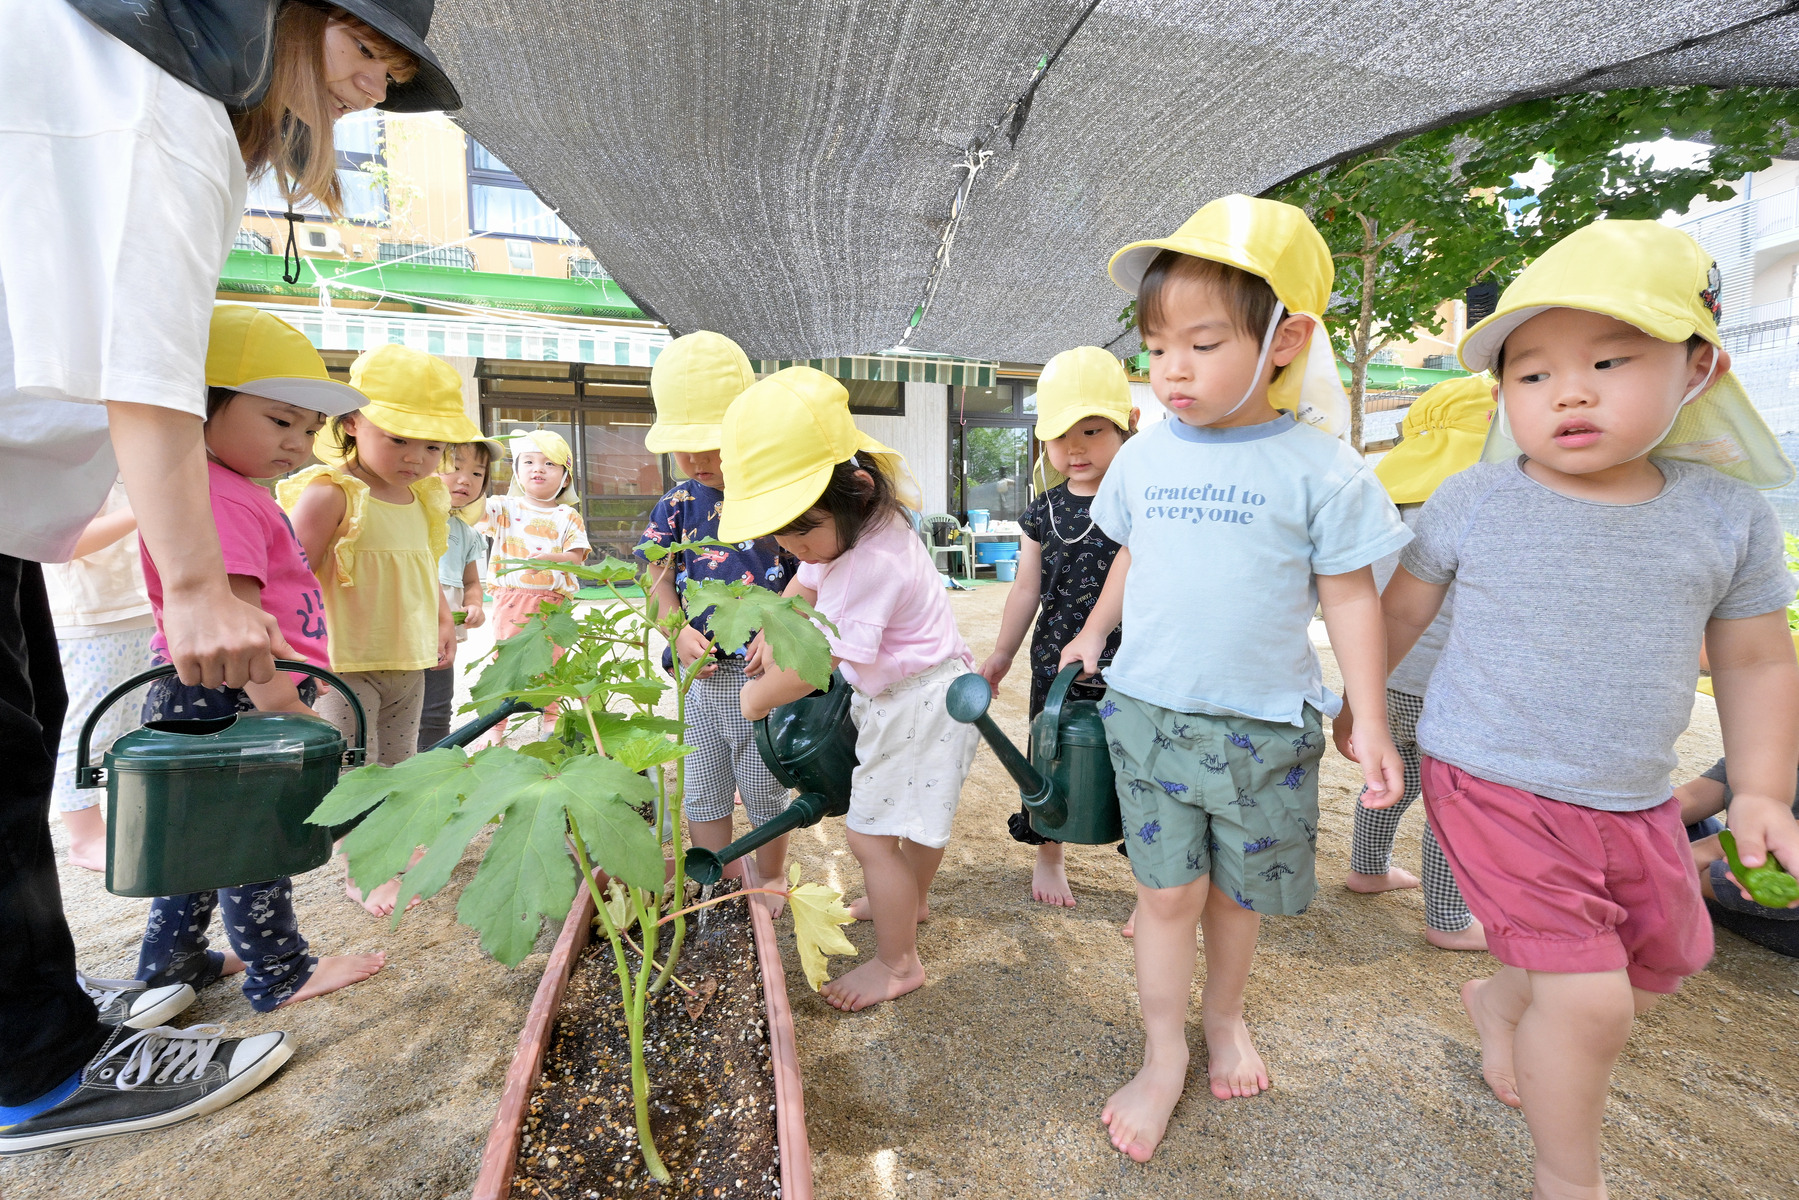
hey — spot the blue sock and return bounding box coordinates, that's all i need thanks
[0,1070,82,1126]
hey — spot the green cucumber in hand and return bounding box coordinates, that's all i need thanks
[1719,829,1799,908]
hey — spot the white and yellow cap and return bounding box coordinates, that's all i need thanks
[1462,219,1793,489]
[1109,194,1349,436]
[1034,346,1133,440]
[718,366,920,542]
[507,428,581,503]
[1373,375,1496,505]
[206,305,366,417]
[646,330,757,453]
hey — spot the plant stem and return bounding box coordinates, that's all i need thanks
[626,882,666,1180]
[568,812,670,1183]
[655,886,791,926]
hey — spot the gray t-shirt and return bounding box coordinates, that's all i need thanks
[1402,458,1795,812]
[1375,504,1452,697]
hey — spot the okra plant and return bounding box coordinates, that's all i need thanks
[306,543,854,1182]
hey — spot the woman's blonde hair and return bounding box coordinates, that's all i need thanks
[233,3,419,217]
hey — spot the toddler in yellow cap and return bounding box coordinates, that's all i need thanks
[978,346,1137,913]
[635,332,800,885]
[724,367,977,1013]
[281,343,479,916]
[131,305,385,1010]
[1060,195,1410,1161]
[1378,219,1799,1200]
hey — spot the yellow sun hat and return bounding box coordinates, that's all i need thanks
[1461,219,1794,489]
[1108,194,1350,436]
[1373,375,1497,505]
[315,344,484,464]
[646,331,757,453]
[717,366,920,542]
[506,428,581,504]
[1034,346,1134,440]
[205,305,366,417]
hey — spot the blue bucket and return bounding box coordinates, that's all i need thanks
[994,558,1019,582]
[974,540,1019,564]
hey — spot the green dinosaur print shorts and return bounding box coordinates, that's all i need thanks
[1100,691,1324,915]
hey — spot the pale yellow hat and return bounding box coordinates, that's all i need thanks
[646,331,756,453]
[1034,346,1133,440]
[1109,194,1349,436]
[507,429,581,504]
[1373,375,1496,505]
[1462,220,1793,489]
[317,344,483,463]
[206,305,365,417]
[718,366,919,542]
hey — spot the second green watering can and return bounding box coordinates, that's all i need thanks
[76,661,530,898]
[946,664,1122,844]
[685,670,859,884]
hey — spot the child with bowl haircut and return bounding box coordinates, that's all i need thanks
[979,345,1136,910]
[727,368,979,1012]
[636,332,799,884]
[1060,195,1409,1162]
[1375,220,1799,1200]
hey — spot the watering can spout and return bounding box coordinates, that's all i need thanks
[685,791,845,885]
[944,673,1068,829]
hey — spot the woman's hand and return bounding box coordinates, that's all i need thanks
[163,583,296,689]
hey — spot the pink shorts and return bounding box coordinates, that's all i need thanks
[1420,757,1713,993]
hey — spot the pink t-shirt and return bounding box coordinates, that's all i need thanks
[796,514,971,696]
[143,461,329,673]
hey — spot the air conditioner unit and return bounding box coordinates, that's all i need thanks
[301,225,341,254]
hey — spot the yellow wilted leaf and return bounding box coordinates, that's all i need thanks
[604,879,631,930]
[787,880,855,992]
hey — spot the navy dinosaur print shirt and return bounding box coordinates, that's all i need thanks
[1020,483,1123,713]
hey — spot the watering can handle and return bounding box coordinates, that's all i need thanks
[1039,664,1091,762]
[75,659,368,788]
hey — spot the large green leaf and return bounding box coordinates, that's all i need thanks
[469,617,556,714]
[389,753,543,915]
[455,770,584,966]
[687,581,836,688]
[335,749,507,892]
[556,756,662,889]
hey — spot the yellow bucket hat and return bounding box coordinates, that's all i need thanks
[206,305,365,417]
[1108,194,1350,436]
[315,344,484,465]
[506,429,581,504]
[717,366,920,542]
[1461,220,1793,489]
[646,331,756,453]
[1373,375,1496,505]
[1034,346,1133,440]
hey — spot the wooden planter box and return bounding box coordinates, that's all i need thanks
[469,868,813,1199]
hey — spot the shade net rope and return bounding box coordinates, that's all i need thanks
[431,0,1799,361]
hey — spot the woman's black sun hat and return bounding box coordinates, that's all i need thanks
[333,0,462,112]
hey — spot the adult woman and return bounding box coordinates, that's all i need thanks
[0,0,459,1154]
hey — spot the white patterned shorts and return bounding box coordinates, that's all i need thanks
[53,624,154,812]
[845,659,981,848]
[684,658,791,825]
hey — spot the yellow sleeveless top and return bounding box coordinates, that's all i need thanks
[278,466,449,672]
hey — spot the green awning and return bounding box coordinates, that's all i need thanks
[753,355,997,387]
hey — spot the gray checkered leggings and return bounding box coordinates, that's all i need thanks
[1350,688,1472,932]
[683,658,792,825]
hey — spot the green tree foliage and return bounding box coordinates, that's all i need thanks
[1271,87,1799,449]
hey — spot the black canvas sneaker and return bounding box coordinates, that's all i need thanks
[0,1023,292,1154]
[79,973,196,1029]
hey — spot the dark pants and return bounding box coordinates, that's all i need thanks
[0,555,106,1104]
[417,659,454,752]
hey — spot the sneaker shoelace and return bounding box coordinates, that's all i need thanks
[103,1026,225,1089]
[77,975,134,1012]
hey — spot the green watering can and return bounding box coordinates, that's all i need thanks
[946,664,1122,844]
[685,670,859,884]
[76,660,531,898]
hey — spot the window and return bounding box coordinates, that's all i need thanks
[467,140,577,241]
[377,241,476,270]
[843,379,904,415]
[246,111,386,224]
[232,227,272,254]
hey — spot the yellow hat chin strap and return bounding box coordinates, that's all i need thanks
[1218,301,1287,423]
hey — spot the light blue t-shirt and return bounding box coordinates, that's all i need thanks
[438,514,487,589]
[1092,413,1410,725]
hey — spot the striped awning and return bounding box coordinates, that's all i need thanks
[753,354,996,387]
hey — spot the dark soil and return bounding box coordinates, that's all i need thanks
[510,878,780,1198]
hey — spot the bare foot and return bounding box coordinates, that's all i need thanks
[66,840,106,872]
[61,807,107,872]
[1345,867,1421,894]
[278,952,386,1007]
[1032,849,1076,908]
[820,955,924,1012]
[1426,920,1489,952]
[1101,1048,1188,1162]
[1202,1015,1270,1099]
[847,895,928,923]
[752,889,788,920]
[347,849,427,917]
[1460,978,1522,1107]
[1121,905,1137,938]
[221,951,246,977]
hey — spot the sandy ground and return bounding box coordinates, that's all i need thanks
[7,583,1797,1199]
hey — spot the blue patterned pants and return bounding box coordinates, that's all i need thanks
[136,881,314,1012]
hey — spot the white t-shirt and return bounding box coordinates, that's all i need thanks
[44,480,152,636]
[0,0,245,562]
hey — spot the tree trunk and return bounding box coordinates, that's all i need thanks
[1349,242,1379,454]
